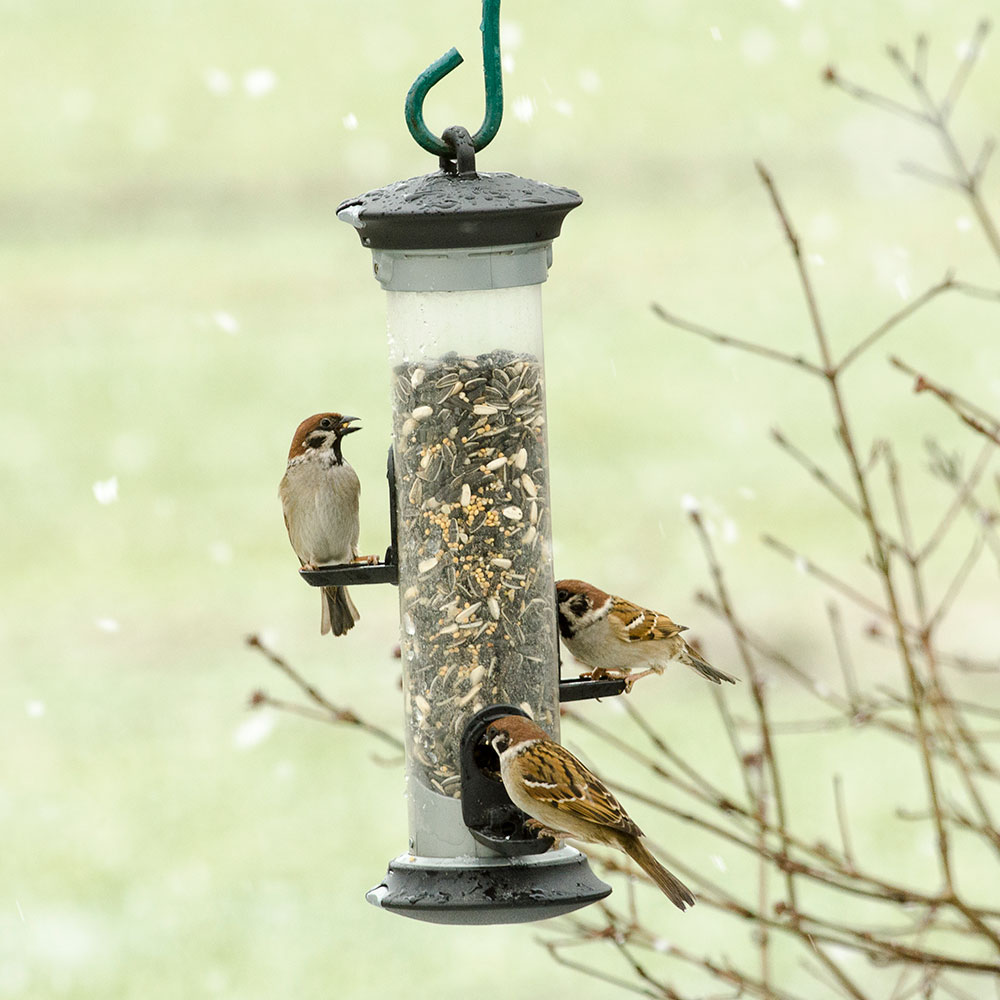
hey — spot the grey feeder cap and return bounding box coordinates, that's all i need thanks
[337,170,582,251]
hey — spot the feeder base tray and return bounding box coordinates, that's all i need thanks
[365,846,611,925]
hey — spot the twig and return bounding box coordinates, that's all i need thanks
[919,439,995,564]
[891,356,1000,448]
[836,274,955,372]
[245,634,403,751]
[822,66,929,124]
[827,602,860,707]
[833,774,856,873]
[650,303,825,376]
[943,21,991,118]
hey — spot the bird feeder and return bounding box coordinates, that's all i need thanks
[324,0,623,924]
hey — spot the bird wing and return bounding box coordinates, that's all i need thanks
[516,741,643,838]
[607,596,687,643]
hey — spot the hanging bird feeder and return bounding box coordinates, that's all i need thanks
[321,0,625,924]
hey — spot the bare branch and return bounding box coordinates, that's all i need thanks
[836,274,955,372]
[650,302,824,375]
[891,357,1000,448]
[942,21,992,120]
[822,66,930,124]
[245,634,403,751]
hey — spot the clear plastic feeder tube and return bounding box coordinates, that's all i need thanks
[385,250,560,858]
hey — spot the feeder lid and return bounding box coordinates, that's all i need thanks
[337,170,582,251]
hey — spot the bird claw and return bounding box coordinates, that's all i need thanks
[351,554,380,565]
[580,667,625,683]
[623,668,662,693]
[524,818,559,842]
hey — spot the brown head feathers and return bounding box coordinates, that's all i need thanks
[287,412,360,461]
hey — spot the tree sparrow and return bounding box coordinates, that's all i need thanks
[486,714,696,910]
[279,412,362,636]
[556,579,737,687]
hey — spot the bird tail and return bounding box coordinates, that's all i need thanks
[679,642,737,685]
[620,837,696,911]
[321,586,360,636]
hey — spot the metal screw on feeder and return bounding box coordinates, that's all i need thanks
[336,0,613,924]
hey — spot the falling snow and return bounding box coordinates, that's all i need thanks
[274,761,296,781]
[738,486,756,500]
[552,99,573,116]
[712,854,728,872]
[741,28,777,65]
[92,476,118,504]
[243,68,277,98]
[681,493,701,513]
[799,23,829,56]
[809,212,839,242]
[212,310,239,335]
[709,26,723,42]
[203,68,232,95]
[871,245,913,301]
[342,112,358,131]
[956,216,972,232]
[794,555,810,575]
[26,700,46,718]
[722,518,739,544]
[500,21,523,50]
[208,541,233,565]
[652,938,671,953]
[233,710,275,749]
[578,69,601,93]
[94,618,121,633]
[132,114,167,152]
[512,96,536,123]
[502,53,515,74]
[61,89,95,122]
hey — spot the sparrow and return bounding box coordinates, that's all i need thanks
[486,714,695,910]
[279,412,362,636]
[556,578,737,687]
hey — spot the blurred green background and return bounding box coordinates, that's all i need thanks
[4,1,999,997]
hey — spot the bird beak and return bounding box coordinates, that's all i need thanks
[338,416,361,435]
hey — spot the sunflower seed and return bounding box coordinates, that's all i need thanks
[393,350,559,797]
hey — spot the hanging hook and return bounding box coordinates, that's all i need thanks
[404,0,504,159]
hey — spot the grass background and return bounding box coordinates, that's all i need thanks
[3,1,999,996]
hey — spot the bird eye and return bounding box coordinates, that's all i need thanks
[556,589,568,603]
[319,417,333,429]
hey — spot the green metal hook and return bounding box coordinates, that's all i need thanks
[404,0,504,158]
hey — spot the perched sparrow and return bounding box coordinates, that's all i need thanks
[556,578,737,687]
[279,412,362,636]
[486,715,695,910]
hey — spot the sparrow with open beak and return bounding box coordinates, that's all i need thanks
[279,412,362,636]
[486,714,696,910]
[556,578,737,687]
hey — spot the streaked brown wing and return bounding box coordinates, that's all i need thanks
[608,596,687,643]
[517,741,643,838]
